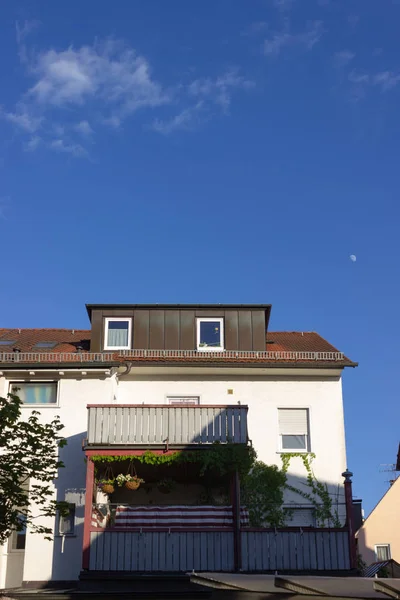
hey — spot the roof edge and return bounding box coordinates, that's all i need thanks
[86,303,272,319]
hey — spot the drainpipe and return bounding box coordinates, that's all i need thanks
[342,469,357,571]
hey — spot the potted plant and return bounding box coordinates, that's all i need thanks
[115,473,145,491]
[157,478,175,494]
[98,478,115,495]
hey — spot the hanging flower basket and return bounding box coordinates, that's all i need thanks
[115,472,144,491]
[98,479,115,495]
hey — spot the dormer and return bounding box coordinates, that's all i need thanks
[86,304,271,353]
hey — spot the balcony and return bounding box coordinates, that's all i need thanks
[86,404,248,447]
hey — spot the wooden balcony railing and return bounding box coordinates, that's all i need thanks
[87,404,248,446]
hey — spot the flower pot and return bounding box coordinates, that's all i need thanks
[102,484,115,494]
[125,480,141,491]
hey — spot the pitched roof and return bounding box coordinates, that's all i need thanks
[0,328,355,367]
[0,329,90,353]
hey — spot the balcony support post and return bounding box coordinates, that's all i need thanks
[231,470,242,572]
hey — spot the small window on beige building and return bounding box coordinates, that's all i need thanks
[167,396,200,405]
[375,544,391,561]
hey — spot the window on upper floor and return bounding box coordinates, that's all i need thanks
[375,544,391,561]
[9,515,26,551]
[278,408,310,452]
[104,318,132,350]
[11,382,58,406]
[196,318,224,351]
[167,396,200,405]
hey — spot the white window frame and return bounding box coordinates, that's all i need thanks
[166,396,200,405]
[277,407,311,453]
[10,380,60,408]
[196,317,224,352]
[375,544,391,561]
[104,317,132,350]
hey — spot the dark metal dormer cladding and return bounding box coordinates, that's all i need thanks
[86,304,271,353]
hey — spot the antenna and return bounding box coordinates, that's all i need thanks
[379,464,396,473]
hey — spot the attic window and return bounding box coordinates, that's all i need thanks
[34,342,58,349]
[104,318,132,350]
[0,340,16,345]
[196,318,224,351]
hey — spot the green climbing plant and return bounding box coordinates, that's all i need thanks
[241,461,287,527]
[281,453,341,527]
[91,443,256,478]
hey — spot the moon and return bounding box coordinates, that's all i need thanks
[350,255,357,262]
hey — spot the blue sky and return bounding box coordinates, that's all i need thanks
[1,0,399,515]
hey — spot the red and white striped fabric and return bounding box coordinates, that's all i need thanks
[114,505,249,528]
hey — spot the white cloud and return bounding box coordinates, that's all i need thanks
[264,21,324,55]
[334,50,355,68]
[28,41,169,116]
[373,71,400,91]
[348,69,400,93]
[3,38,254,153]
[50,138,88,158]
[151,102,204,135]
[189,69,253,111]
[74,120,93,135]
[1,105,42,132]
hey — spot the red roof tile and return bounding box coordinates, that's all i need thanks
[0,328,355,366]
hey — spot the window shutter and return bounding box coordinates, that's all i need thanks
[279,409,308,435]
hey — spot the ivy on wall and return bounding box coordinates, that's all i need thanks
[281,453,341,527]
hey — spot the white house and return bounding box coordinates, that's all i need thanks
[0,303,357,588]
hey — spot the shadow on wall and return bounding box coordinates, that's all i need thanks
[46,407,350,580]
[51,431,87,583]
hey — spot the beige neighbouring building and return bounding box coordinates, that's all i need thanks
[356,474,400,566]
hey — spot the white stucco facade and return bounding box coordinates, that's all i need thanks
[0,365,348,587]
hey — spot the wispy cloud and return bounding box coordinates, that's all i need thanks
[263,21,324,55]
[188,69,254,111]
[15,19,40,63]
[50,138,88,157]
[15,19,40,44]
[1,104,42,132]
[24,135,41,152]
[151,101,204,135]
[347,69,400,99]
[74,120,94,135]
[3,36,253,154]
[333,50,355,68]
[28,41,170,115]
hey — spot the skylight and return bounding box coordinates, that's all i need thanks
[34,342,58,349]
[0,340,16,345]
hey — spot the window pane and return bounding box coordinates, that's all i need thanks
[14,383,57,405]
[199,321,222,348]
[282,434,306,450]
[376,545,390,561]
[107,321,129,347]
[11,515,26,550]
